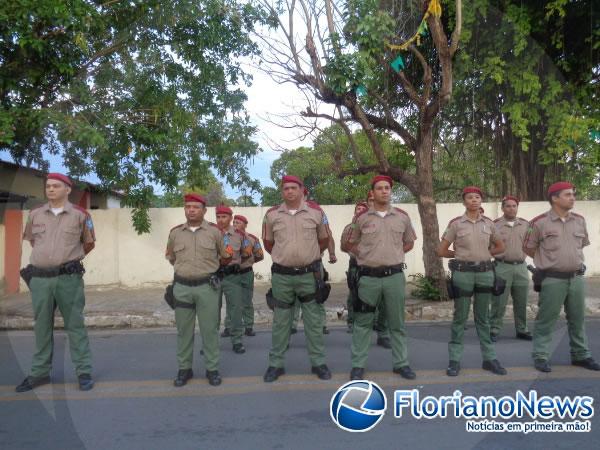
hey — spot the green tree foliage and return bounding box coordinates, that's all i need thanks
[151,171,235,207]
[0,0,273,230]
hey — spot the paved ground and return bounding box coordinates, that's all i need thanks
[2,278,600,329]
[1,319,600,449]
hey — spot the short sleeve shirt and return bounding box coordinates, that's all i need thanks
[222,225,252,266]
[166,220,229,278]
[240,232,264,269]
[523,209,589,272]
[23,202,95,268]
[262,200,330,267]
[493,216,528,261]
[347,207,416,267]
[442,214,497,262]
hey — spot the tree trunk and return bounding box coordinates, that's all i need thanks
[414,124,448,299]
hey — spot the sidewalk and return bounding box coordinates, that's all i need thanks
[2,279,600,330]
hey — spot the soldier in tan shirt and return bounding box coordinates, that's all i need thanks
[438,186,507,377]
[490,196,532,341]
[165,194,232,387]
[16,173,96,393]
[523,181,599,373]
[344,175,417,381]
[262,175,331,382]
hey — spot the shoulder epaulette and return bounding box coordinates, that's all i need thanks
[247,233,259,241]
[493,217,502,223]
[170,223,184,232]
[482,215,492,221]
[571,212,584,219]
[517,217,528,223]
[208,222,221,229]
[73,205,90,216]
[266,205,279,214]
[30,204,45,212]
[307,200,323,211]
[529,213,547,224]
[448,216,462,225]
[393,207,408,216]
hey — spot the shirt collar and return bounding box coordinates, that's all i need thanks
[182,219,208,231]
[500,216,523,226]
[460,212,483,223]
[44,201,72,214]
[367,205,392,217]
[278,200,308,214]
[548,209,573,222]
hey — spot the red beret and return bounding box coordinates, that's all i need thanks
[46,173,72,187]
[183,193,206,205]
[501,195,520,205]
[355,202,369,210]
[371,175,393,188]
[233,214,248,224]
[281,175,303,187]
[215,205,233,215]
[462,186,483,197]
[547,181,574,196]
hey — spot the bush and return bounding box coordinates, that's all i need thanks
[408,273,443,301]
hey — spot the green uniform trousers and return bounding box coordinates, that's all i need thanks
[346,266,389,337]
[448,270,496,362]
[29,274,92,377]
[219,274,244,345]
[268,272,325,368]
[174,282,220,371]
[490,261,529,334]
[532,276,591,362]
[224,270,254,329]
[351,272,407,369]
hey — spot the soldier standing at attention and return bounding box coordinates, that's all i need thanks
[489,196,532,342]
[17,173,96,392]
[262,175,331,382]
[166,194,232,387]
[231,214,264,336]
[216,205,253,354]
[344,175,417,381]
[438,186,507,377]
[524,182,600,373]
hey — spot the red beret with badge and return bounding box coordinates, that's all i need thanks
[371,175,393,188]
[46,173,72,187]
[547,181,574,197]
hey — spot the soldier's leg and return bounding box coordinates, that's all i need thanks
[29,277,57,378]
[223,290,232,331]
[383,273,408,368]
[291,299,301,330]
[473,271,496,361]
[351,276,381,369]
[448,271,474,363]
[564,276,592,361]
[532,277,569,361]
[241,271,255,329]
[196,283,221,371]
[174,283,196,370]
[346,290,354,328]
[268,274,296,368]
[222,274,244,347]
[512,264,530,334]
[54,274,92,376]
[296,273,326,367]
[375,301,389,339]
[489,262,513,335]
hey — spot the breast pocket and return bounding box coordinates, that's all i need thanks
[273,222,287,243]
[173,243,187,262]
[302,222,317,240]
[573,232,586,249]
[63,227,81,245]
[390,223,406,246]
[455,229,470,249]
[542,232,560,251]
[32,224,46,240]
[361,224,379,247]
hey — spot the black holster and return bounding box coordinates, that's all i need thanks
[164,284,176,309]
[446,274,460,299]
[265,288,292,311]
[491,269,506,296]
[313,265,331,304]
[20,265,34,288]
[527,265,544,292]
[350,270,376,313]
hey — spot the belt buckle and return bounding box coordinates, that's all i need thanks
[383,268,392,276]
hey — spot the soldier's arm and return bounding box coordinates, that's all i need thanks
[316,212,330,253]
[219,233,234,266]
[240,232,253,259]
[522,221,541,258]
[403,219,417,253]
[165,234,176,265]
[262,214,274,254]
[437,223,455,258]
[252,237,264,263]
[345,221,362,257]
[82,214,96,255]
[23,215,34,247]
[327,233,337,263]
[489,226,505,256]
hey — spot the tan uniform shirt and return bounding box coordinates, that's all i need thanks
[23,202,95,268]
[442,214,497,262]
[341,223,356,258]
[524,209,589,272]
[240,233,264,270]
[166,220,229,278]
[494,216,528,262]
[262,200,330,267]
[221,225,252,267]
[347,207,416,267]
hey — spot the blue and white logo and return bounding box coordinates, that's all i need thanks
[330,381,387,432]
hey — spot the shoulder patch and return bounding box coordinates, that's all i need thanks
[448,216,462,226]
[571,212,584,219]
[73,205,90,216]
[393,207,408,216]
[170,223,184,232]
[306,200,323,211]
[529,213,547,225]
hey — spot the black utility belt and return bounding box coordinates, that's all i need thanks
[449,259,494,272]
[221,264,241,276]
[495,259,525,265]
[29,260,85,278]
[358,264,406,278]
[174,274,212,286]
[543,270,581,279]
[271,261,320,276]
[239,267,253,275]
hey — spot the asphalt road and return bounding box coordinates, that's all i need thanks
[2,319,600,449]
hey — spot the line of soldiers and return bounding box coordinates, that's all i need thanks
[15,173,599,392]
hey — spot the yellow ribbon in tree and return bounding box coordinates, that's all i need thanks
[385,0,442,51]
